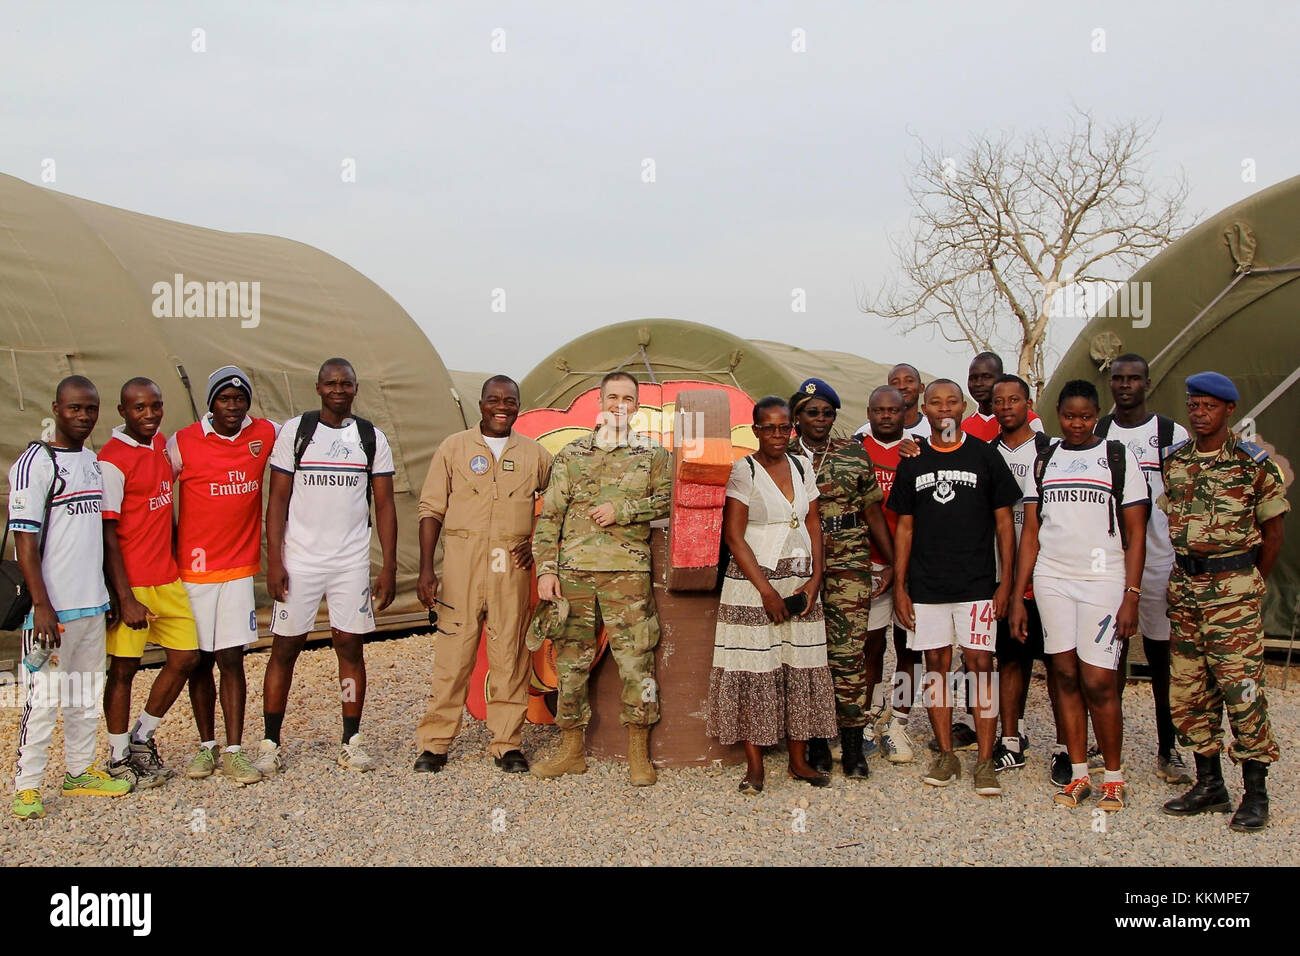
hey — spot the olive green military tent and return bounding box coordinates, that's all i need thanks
[518,318,925,437]
[1045,174,1299,637]
[448,369,495,428]
[0,173,463,649]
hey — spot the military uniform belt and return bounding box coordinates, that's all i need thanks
[1173,548,1258,576]
[822,512,860,533]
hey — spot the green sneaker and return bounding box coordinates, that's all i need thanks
[186,744,220,779]
[220,748,263,786]
[922,751,961,787]
[972,758,1002,797]
[12,789,45,819]
[62,767,132,797]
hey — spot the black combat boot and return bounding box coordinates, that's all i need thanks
[1229,760,1269,832]
[806,737,833,774]
[1161,751,1232,816]
[840,727,870,779]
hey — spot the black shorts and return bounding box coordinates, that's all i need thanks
[996,596,1045,664]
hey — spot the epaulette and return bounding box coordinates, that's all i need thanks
[1235,439,1270,464]
[1162,438,1190,461]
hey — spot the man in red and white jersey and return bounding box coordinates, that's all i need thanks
[167,366,277,786]
[962,352,1043,441]
[860,385,922,764]
[854,364,932,441]
[99,378,200,790]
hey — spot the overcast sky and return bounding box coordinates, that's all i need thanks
[3,1,1294,387]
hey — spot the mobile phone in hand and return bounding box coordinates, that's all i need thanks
[783,592,808,615]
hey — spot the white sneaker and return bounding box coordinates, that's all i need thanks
[880,717,915,764]
[339,733,378,772]
[252,739,284,776]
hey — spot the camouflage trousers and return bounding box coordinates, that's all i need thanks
[552,570,661,730]
[1167,568,1279,764]
[821,565,874,728]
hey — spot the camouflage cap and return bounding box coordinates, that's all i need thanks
[526,597,570,652]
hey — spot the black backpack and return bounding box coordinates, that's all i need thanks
[716,454,807,587]
[1032,439,1132,549]
[0,442,64,631]
[291,411,378,525]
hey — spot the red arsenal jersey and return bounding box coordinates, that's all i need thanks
[169,416,277,583]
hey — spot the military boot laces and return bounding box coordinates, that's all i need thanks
[1161,752,1232,816]
[1229,760,1269,832]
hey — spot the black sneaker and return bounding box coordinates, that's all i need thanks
[927,722,980,753]
[1050,750,1071,787]
[992,741,1026,773]
[1019,733,1030,753]
[951,722,979,752]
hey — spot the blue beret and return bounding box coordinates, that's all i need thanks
[793,378,841,411]
[1185,372,1239,403]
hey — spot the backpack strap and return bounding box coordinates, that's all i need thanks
[353,416,377,522]
[1095,413,1114,438]
[292,411,321,470]
[1032,439,1059,519]
[0,441,60,562]
[789,454,805,482]
[1032,431,1052,455]
[1105,439,1129,549]
[1156,414,1175,451]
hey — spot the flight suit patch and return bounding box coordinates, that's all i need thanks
[470,455,490,475]
[502,460,515,471]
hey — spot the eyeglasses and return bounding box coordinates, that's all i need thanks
[753,424,794,436]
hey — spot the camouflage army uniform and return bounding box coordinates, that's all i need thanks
[1160,435,1290,764]
[532,429,672,729]
[791,436,884,729]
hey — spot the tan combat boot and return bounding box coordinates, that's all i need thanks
[530,727,587,778]
[627,725,656,787]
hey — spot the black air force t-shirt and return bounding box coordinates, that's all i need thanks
[887,434,1022,604]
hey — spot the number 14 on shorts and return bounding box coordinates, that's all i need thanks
[967,600,995,648]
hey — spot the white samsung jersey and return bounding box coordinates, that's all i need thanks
[6,444,111,620]
[1101,414,1189,572]
[270,415,395,573]
[1027,442,1149,582]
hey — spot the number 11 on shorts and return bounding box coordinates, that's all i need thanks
[968,600,994,648]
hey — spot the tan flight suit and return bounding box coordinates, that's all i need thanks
[414,428,553,757]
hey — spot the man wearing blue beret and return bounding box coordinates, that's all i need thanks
[1159,372,1289,832]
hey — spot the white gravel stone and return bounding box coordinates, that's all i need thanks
[1,632,1297,865]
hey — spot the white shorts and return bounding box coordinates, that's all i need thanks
[906,600,995,653]
[271,565,375,636]
[868,563,894,631]
[1035,576,1124,670]
[1138,564,1172,641]
[183,577,258,652]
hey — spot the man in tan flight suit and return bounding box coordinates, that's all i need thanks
[412,375,552,774]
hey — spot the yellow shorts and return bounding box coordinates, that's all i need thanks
[106,580,200,658]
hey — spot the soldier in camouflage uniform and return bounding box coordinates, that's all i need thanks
[529,371,672,786]
[1159,372,1289,832]
[789,378,895,778]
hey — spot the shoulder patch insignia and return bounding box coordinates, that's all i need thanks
[1162,438,1190,461]
[1236,440,1269,463]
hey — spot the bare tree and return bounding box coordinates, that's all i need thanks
[863,109,1193,392]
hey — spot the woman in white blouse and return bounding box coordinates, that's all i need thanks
[706,396,838,793]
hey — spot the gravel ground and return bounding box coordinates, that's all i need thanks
[2,631,1297,866]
